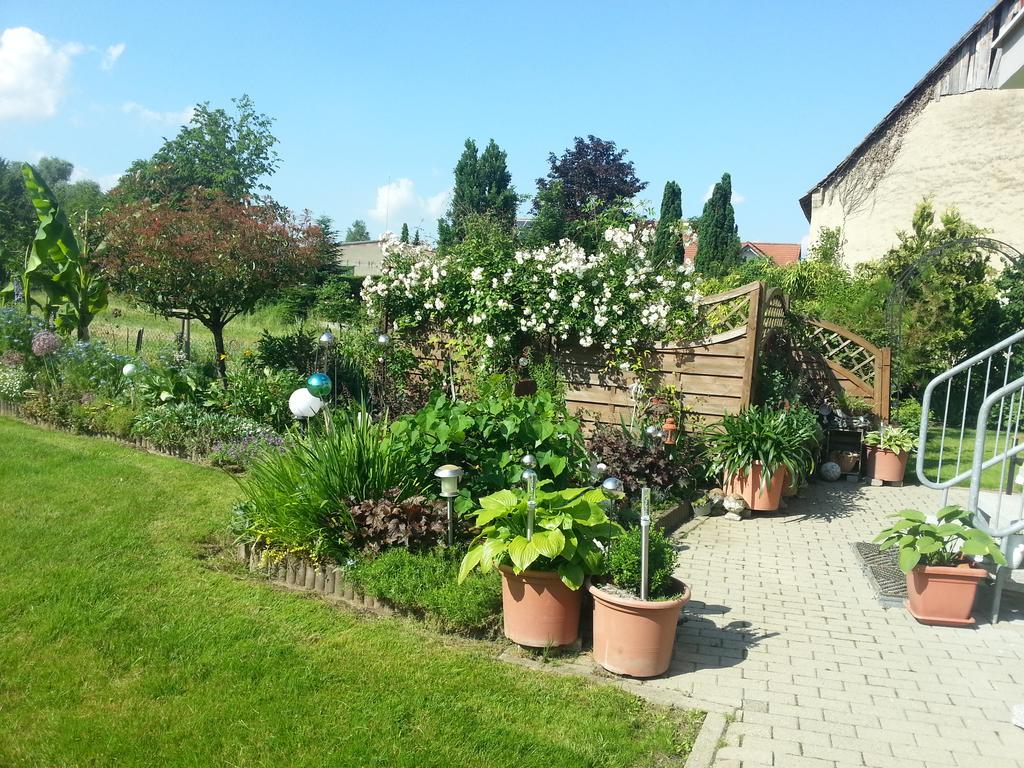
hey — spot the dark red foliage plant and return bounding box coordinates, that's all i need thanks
[345,489,447,555]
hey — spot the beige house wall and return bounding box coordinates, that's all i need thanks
[807,89,1024,267]
[336,240,383,277]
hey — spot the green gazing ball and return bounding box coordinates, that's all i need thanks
[306,372,332,397]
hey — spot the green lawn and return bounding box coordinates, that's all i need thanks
[88,295,304,361]
[0,418,699,767]
[920,425,1022,491]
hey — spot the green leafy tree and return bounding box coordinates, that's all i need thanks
[0,157,37,281]
[102,191,324,381]
[437,138,517,250]
[412,229,420,246]
[695,172,741,277]
[535,135,646,222]
[113,95,279,205]
[519,181,568,248]
[2,165,108,340]
[345,219,371,241]
[36,156,74,186]
[400,223,410,243]
[875,200,997,392]
[651,181,685,265]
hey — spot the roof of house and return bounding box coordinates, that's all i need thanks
[742,241,801,266]
[798,0,1014,221]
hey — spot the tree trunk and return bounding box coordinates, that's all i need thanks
[77,315,90,342]
[210,321,228,386]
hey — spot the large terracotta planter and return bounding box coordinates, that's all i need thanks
[905,563,987,627]
[725,463,785,512]
[781,467,798,498]
[499,565,582,647]
[866,446,908,482]
[590,579,691,677]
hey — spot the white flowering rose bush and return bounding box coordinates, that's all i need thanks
[362,217,704,368]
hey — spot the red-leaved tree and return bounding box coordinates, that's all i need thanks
[102,190,325,380]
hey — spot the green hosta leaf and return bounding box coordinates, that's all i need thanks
[898,546,922,573]
[557,561,585,590]
[478,489,518,511]
[507,535,540,573]
[475,506,511,527]
[894,509,926,522]
[530,528,565,560]
[479,537,508,573]
[458,545,485,583]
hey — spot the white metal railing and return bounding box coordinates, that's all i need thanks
[916,328,1024,622]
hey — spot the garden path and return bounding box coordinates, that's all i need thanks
[658,482,1024,768]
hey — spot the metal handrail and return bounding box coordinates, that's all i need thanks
[970,375,1024,538]
[916,327,1024,489]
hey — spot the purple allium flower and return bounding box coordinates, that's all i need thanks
[31,330,61,358]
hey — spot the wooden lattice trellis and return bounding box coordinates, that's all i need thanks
[799,319,892,420]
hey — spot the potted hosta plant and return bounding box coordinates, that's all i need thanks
[864,425,916,482]
[875,505,1006,626]
[459,485,623,647]
[706,406,816,512]
[590,526,690,677]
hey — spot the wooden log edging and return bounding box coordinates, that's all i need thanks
[235,542,395,617]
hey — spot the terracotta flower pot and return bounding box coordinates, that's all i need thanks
[725,463,785,512]
[590,579,691,677]
[834,450,860,474]
[905,563,987,626]
[499,565,582,647]
[865,446,908,482]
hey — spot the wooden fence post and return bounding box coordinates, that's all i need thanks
[739,283,763,409]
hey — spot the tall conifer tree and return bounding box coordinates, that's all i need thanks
[695,173,741,277]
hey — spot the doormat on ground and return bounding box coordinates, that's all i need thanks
[854,542,907,604]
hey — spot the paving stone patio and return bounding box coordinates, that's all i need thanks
[659,481,1024,768]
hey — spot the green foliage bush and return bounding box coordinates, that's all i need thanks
[706,405,818,486]
[605,526,678,600]
[349,547,501,635]
[131,403,274,455]
[392,389,588,505]
[892,398,925,429]
[205,360,299,432]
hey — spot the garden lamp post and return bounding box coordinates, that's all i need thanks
[122,363,137,407]
[434,464,464,546]
[376,330,390,403]
[639,486,652,600]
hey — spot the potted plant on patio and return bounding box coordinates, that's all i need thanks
[706,405,816,512]
[875,505,1006,626]
[459,485,623,647]
[590,526,690,677]
[863,425,916,482]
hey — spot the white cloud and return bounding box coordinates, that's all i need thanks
[703,183,745,205]
[368,178,450,230]
[100,42,125,71]
[0,27,82,121]
[121,100,195,126]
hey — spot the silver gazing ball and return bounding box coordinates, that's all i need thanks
[820,461,842,482]
[601,476,624,495]
[521,468,538,484]
[521,453,538,469]
[595,461,608,476]
[518,356,529,368]
[645,425,658,437]
[376,332,390,346]
[318,331,335,347]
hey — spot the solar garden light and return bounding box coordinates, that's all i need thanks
[122,363,137,407]
[318,330,335,347]
[434,464,465,546]
[639,486,652,600]
[521,454,539,540]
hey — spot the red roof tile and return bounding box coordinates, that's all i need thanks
[742,242,801,267]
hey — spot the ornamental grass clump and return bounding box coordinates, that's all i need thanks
[237,407,423,561]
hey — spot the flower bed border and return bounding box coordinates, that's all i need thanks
[236,542,395,617]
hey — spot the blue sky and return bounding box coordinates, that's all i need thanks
[2,1,990,246]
